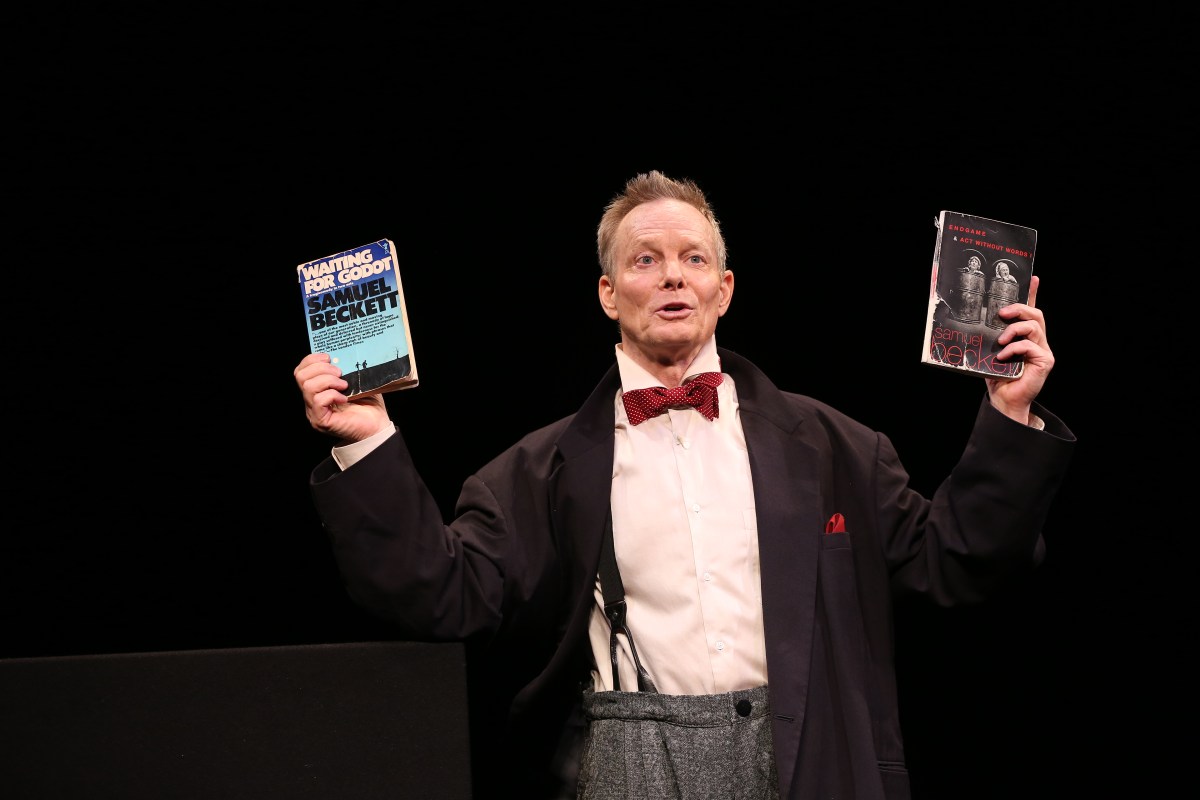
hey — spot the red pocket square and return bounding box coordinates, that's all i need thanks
[825,513,846,534]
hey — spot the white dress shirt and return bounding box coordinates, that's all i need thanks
[588,336,768,695]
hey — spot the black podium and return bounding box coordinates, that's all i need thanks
[0,641,472,799]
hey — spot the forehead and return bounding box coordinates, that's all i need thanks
[616,199,713,250]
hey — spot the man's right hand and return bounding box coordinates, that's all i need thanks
[294,352,391,444]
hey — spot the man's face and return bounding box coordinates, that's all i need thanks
[598,198,734,370]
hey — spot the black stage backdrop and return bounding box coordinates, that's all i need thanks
[8,7,1192,799]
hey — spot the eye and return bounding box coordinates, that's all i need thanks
[635,255,655,267]
[687,255,705,265]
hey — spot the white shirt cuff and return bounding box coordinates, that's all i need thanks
[332,422,397,471]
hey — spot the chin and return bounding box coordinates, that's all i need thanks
[648,335,707,355]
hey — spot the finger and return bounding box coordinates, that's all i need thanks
[295,359,339,389]
[298,362,346,390]
[315,387,348,410]
[997,318,1036,347]
[301,375,348,413]
[297,352,332,371]
[1026,274,1039,309]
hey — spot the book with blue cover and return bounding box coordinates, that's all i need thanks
[297,238,418,397]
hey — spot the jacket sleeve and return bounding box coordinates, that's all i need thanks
[881,397,1076,604]
[310,430,512,641]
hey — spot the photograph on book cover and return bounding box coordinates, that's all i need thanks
[297,238,417,397]
[923,212,1036,380]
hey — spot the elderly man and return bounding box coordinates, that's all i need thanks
[293,170,1074,799]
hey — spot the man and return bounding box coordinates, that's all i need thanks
[294,170,1075,799]
[995,260,1020,283]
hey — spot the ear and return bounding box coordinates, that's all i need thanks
[598,275,619,320]
[716,269,734,317]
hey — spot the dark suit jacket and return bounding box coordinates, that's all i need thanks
[310,348,1075,799]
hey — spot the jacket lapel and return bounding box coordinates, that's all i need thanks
[510,365,619,720]
[548,362,621,645]
[721,349,822,796]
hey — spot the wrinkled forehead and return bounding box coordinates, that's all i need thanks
[617,199,715,250]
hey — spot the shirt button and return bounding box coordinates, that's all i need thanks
[715,641,725,651]
[692,503,701,513]
[703,572,712,582]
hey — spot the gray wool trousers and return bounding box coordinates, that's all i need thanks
[576,684,779,800]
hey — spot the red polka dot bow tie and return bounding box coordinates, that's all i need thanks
[621,372,723,425]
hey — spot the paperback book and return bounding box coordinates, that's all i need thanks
[920,211,1037,380]
[297,238,418,397]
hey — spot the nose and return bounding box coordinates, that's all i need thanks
[660,258,686,288]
